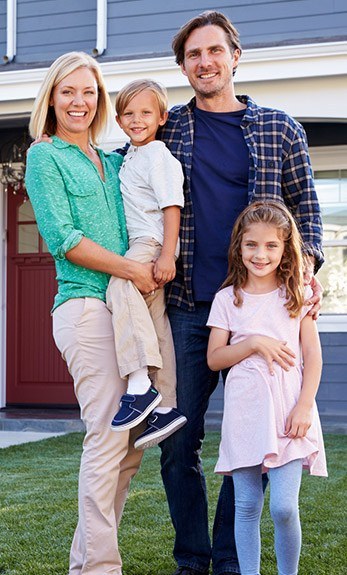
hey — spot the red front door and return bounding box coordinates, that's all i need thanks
[6,185,76,405]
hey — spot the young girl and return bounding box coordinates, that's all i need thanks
[207,201,327,575]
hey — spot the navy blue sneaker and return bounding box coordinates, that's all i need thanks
[134,408,187,450]
[111,386,162,431]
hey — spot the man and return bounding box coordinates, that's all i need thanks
[158,11,323,575]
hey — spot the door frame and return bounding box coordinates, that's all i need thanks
[0,182,7,408]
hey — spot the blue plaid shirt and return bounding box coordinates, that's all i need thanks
[157,95,323,311]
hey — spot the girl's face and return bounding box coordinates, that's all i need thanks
[51,67,98,140]
[241,222,285,284]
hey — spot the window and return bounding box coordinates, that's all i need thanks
[314,169,347,314]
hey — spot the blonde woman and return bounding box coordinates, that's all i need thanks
[26,51,158,575]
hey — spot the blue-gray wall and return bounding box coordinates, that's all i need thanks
[1,0,347,68]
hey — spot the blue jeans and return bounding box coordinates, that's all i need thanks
[160,303,240,574]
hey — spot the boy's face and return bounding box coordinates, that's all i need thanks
[116,89,168,146]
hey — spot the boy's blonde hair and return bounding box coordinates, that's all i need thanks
[116,79,168,117]
[221,201,306,317]
[29,51,113,145]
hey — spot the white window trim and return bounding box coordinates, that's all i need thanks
[310,145,347,331]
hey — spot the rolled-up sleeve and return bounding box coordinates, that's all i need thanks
[25,144,84,260]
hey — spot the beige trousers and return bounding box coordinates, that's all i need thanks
[106,237,177,408]
[53,298,143,575]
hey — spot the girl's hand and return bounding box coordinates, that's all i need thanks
[285,402,313,438]
[153,254,176,286]
[250,335,296,375]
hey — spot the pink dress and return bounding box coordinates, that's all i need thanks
[207,286,327,477]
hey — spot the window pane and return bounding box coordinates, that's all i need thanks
[341,170,347,203]
[315,170,340,204]
[18,200,36,222]
[317,246,347,314]
[18,224,39,253]
[321,205,347,241]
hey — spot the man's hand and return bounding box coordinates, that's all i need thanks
[306,275,323,320]
[303,255,323,320]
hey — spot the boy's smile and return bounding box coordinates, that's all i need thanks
[116,89,168,146]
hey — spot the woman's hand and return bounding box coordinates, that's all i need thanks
[250,335,296,375]
[131,261,158,295]
[285,402,313,438]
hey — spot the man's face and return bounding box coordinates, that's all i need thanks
[180,24,240,101]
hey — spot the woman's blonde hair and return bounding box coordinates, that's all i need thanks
[116,79,168,117]
[29,51,112,144]
[221,201,305,317]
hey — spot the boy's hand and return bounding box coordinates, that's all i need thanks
[153,254,176,286]
[285,402,313,438]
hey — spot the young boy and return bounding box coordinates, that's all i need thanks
[107,79,187,449]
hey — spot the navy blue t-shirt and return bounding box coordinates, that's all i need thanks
[191,107,249,301]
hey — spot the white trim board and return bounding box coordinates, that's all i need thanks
[0,41,346,102]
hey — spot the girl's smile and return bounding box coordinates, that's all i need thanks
[241,222,285,289]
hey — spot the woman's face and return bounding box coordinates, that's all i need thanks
[51,67,98,140]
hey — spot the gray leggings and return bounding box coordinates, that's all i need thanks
[233,459,303,575]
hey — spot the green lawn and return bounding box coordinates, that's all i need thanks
[0,432,345,575]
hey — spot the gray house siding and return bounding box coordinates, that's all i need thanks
[1,0,347,68]
[107,0,347,61]
[319,333,347,418]
[12,0,96,65]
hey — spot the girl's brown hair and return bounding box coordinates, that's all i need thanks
[221,201,305,317]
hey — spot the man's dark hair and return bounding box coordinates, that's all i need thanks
[172,10,242,68]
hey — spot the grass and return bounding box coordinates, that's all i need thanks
[0,432,345,575]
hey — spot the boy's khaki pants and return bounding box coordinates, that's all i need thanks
[53,297,143,575]
[106,237,177,407]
